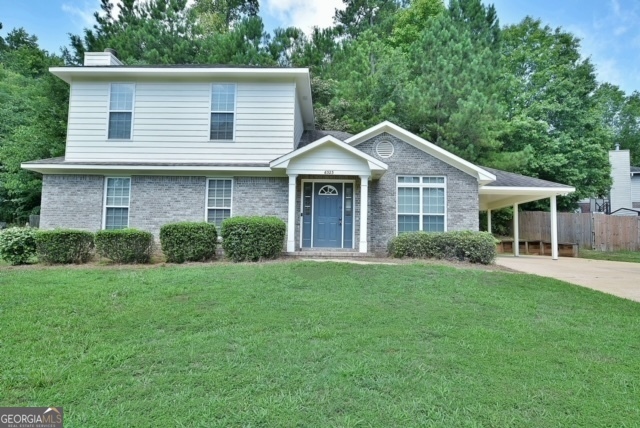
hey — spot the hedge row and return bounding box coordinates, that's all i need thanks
[0,217,287,266]
[0,227,153,265]
[388,231,498,264]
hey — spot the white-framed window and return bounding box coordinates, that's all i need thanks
[206,178,233,229]
[108,83,134,140]
[397,176,446,234]
[210,84,236,140]
[104,177,131,229]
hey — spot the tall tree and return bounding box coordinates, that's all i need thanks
[498,17,612,206]
[0,29,68,222]
[594,84,640,165]
[64,0,201,65]
[192,0,259,33]
[400,12,503,162]
[323,30,409,132]
[391,0,445,46]
[334,0,408,39]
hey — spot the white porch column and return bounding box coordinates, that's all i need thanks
[287,174,298,253]
[487,209,492,234]
[359,175,370,253]
[550,195,559,260]
[513,204,519,257]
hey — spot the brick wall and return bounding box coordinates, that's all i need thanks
[40,175,104,231]
[233,177,288,222]
[129,176,206,237]
[356,133,479,253]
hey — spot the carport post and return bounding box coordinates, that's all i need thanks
[487,209,492,234]
[513,204,519,257]
[550,195,558,260]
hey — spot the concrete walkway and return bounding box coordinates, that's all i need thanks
[496,255,640,302]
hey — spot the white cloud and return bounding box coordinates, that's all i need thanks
[263,0,345,33]
[61,2,96,27]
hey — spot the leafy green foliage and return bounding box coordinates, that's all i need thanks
[388,230,498,264]
[497,18,612,207]
[0,227,37,265]
[160,222,218,263]
[35,229,94,264]
[95,229,154,264]
[221,216,286,262]
[0,28,68,223]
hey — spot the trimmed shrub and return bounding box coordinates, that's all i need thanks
[36,229,95,264]
[160,222,218,263]
[95,229,153,264]
[388,230,498,265]
[0,227,37,265]
[221,216,286,262]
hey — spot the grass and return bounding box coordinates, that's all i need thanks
[580,249,640,263]
[1,261,639,427]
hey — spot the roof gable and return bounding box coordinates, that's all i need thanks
[271,136,388,176]
[346,121,495,185]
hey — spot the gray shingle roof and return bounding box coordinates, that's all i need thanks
[481,166,573,188]
[631,166,640,173]
[297,130,354,149]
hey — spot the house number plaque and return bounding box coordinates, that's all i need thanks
[324,170,334,175]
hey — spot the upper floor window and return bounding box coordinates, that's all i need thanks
[397,176,446,234]
[210,84,235,140]
[108,83,134,140]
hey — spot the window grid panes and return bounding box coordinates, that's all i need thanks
[207,179,232,229]
[397,176,446,234]
[210,84,235,140]
[105,178,130,230]
[108,84,134,140]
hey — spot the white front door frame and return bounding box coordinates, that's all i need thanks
[298,178,356,251]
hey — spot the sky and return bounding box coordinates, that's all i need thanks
[1,0,639,94]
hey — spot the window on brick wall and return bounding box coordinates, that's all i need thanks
[104,177,131,229]
[108,83,134,139]
[397,176,446,234]
[206,178,233,229]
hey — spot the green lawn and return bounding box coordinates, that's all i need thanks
[1,261,639,427]
[580,249,640,263]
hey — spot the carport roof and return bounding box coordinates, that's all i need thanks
[479,167,575,211]
[480,167,574,189]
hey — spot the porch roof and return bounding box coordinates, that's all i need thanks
[271,136,388,178]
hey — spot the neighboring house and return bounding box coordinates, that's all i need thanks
[578,147,640,216]
[22,50,575,257]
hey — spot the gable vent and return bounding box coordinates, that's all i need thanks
[376,140,395,158]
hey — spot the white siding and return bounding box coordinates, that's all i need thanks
[65,81,297,163]
[287,144,371,176]
[609,150,633,215]
[294,94,304,147]
[631,175,640,204]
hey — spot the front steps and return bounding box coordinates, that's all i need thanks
[286,249,375,258]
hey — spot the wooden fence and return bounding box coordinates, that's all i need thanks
[517,211,640,251]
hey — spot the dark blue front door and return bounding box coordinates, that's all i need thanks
[313,183,342,248]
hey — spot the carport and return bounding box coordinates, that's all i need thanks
[479,167,575,260]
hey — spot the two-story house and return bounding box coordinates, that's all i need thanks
[22,50,576,258]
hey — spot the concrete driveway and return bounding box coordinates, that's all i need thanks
[496,255,640,302]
